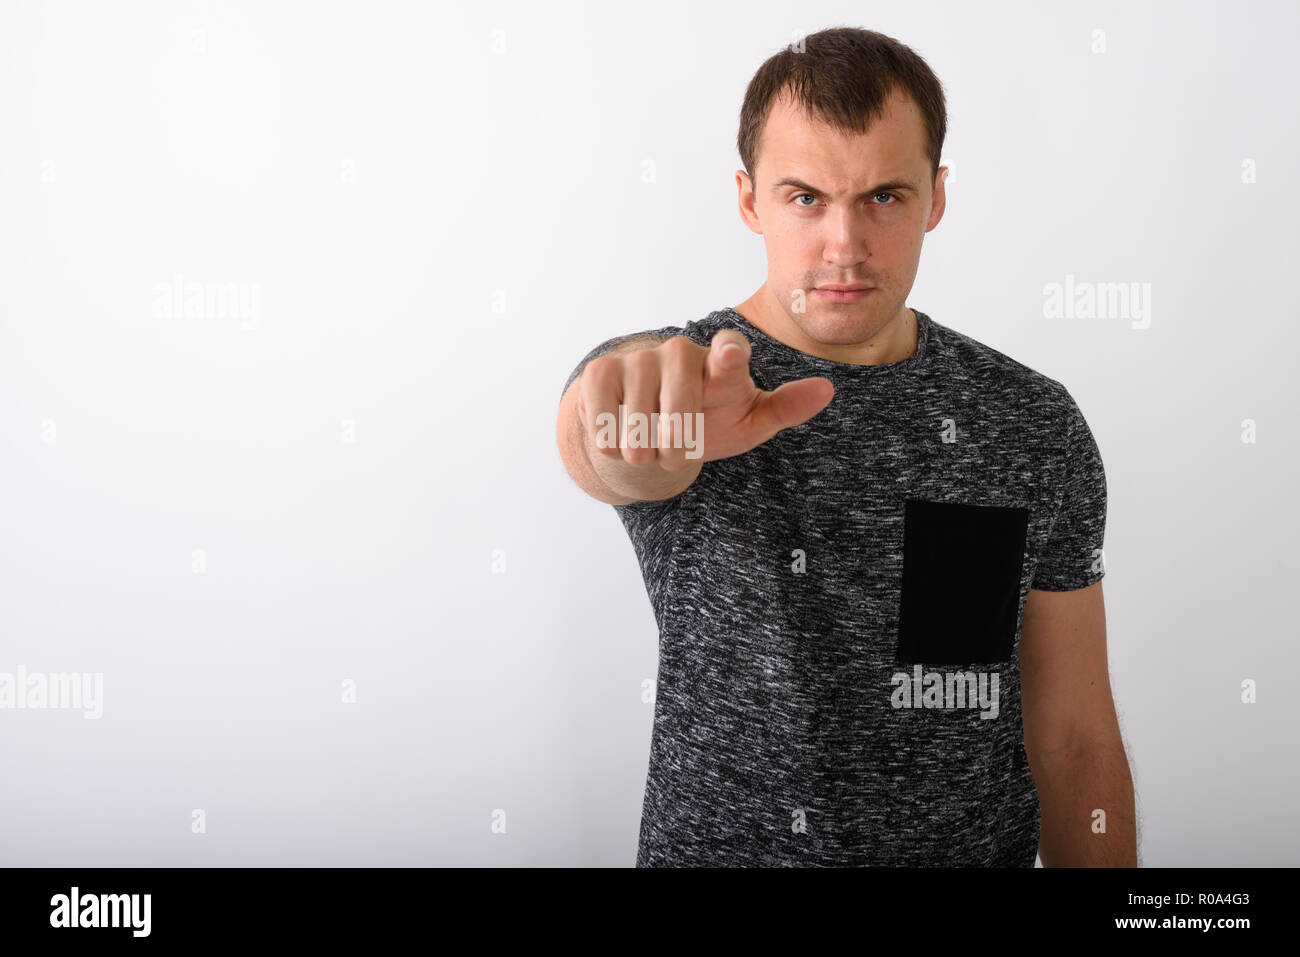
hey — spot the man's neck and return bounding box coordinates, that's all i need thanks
[732,287,917,366]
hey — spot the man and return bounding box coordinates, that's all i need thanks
[555,27,1136,867]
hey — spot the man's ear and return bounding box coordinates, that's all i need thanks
[925,166,947,233]
[736,169,762,235]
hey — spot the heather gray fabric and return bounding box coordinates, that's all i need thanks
[561,306,1107,867]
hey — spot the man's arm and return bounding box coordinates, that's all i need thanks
[1019,580,1137,866]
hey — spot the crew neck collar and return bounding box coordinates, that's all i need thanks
[720,305,931,376]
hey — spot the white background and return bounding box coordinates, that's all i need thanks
[1,0,1296,866]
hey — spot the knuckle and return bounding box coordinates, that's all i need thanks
[582,356,616,388]
[626,347,657,368]
[659,335,696,360]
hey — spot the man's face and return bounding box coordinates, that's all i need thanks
[737,86,946,347]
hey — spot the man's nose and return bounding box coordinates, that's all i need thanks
[821,209,871,265]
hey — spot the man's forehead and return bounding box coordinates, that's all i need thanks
[761,130,921,190]
[760,92,925,177]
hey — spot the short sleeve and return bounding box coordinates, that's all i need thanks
[559,325,688,405]
[1031,392,1108,591]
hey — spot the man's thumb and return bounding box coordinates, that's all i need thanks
[746,376,835,440]
[704,329,752,383]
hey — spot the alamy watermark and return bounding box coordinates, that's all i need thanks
[1042,274,1151,329]
[50,887,150,937]
[594,405,703,459]
[151,273,261,329]
[0,665,103,719]
[890,665,999,719]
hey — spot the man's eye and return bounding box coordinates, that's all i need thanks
[794,192,897,207]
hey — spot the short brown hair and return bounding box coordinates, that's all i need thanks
[737,27,947,190]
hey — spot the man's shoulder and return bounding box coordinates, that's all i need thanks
[561,310,732,398]
[928,314,1074,408]
[594,308,735,351]
[663,308,735,344]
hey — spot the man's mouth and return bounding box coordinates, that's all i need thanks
[813,284,875,302]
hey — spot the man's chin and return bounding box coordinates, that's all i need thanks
[793,315,883,347]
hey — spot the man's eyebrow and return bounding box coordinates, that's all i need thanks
[770,176,921,198]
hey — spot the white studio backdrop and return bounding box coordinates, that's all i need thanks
[0,0,1296,866]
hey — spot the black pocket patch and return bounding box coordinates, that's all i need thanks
[896,498,1029,666]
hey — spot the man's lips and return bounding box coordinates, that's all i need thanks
[812,285,876,302]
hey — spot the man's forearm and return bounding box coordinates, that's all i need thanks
[1031,743,1137,867]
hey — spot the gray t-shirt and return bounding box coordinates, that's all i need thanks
[562,306,1107,866]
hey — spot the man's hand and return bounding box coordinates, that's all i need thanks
[578,329,833,468]
[557,330,834,505]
